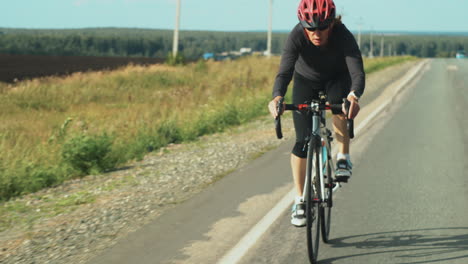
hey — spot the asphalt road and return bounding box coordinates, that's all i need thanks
[239,59,468,264]
[89,59,468,264]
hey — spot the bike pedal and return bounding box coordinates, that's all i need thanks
[334,176,348,183]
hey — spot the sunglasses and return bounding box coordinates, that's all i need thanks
[305,24,330,32]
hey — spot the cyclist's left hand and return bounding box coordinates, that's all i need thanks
[343,92,360,119]
[347,100,360,119]
[347,91,359,104]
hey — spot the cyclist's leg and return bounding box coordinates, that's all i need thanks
[326,76,350,154]
[332,114,349,155]
[326,76,353,180]
[290,72,320,226]
[291,72,321,196]
[291,153,306,196]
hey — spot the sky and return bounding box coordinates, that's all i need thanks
[1,0,468,33]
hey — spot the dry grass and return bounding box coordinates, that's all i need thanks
[0,56,278,199]
[0,55,415,200]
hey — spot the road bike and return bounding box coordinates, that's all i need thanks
[275,92,353,264]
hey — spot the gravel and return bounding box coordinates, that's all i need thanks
[0,60,418,264]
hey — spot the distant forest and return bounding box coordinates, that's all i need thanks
[1,27,467,60]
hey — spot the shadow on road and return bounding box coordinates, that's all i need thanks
[320,227,468,264]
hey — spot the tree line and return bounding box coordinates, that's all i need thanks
[1,27,467,60]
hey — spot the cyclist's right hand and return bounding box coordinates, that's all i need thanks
[268,96,285,118]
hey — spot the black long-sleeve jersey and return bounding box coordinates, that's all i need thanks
[272,23,365,98]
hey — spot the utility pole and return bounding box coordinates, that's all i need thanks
[388,43,392,57]
[172,0,181,57]
[357,17,363,50]
[369,29,374,58]
[380,34,384,57]
[266,0,273,57]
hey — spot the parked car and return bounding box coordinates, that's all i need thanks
[456,51,465,59]
[203,52,215,60]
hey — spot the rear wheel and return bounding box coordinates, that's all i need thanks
[321,145,333,243]
[306,143,320,264]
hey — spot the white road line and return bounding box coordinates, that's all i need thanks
[355,60,427,133]
[447,65,458,71]
[217,188,296,264]
[217,60,428,264]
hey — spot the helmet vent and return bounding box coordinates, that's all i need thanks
[298,0,336,24]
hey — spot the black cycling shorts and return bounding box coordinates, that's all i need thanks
[292,71,350,145]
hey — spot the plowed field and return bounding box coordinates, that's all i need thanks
[0,54,164,83]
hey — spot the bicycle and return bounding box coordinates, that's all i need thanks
[275,92,354,264]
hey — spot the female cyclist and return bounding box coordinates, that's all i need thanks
[267,0,365,227]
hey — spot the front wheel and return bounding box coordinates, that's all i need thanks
[306,144,321,263]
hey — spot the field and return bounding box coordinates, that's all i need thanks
[0,55,417,201]
[0,54,164,83]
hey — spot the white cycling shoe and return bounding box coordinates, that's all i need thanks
[335,159,352,183]
[291,201,306,227]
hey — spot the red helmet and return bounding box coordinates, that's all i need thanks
[297,0,336,29]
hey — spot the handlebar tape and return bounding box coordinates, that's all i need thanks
[343,99,355,139]
[275,98,284,139]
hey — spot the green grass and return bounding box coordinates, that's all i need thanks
[0,191,96,232]
[364,56,417,74]
[0,55,417,201]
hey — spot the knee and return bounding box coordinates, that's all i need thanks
[292,141,308,158]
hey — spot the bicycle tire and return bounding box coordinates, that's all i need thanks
[306,139,321,264]
[321,143,333,243]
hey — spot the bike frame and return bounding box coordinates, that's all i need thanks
[301,102,327,204]
[275,95,352,264]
